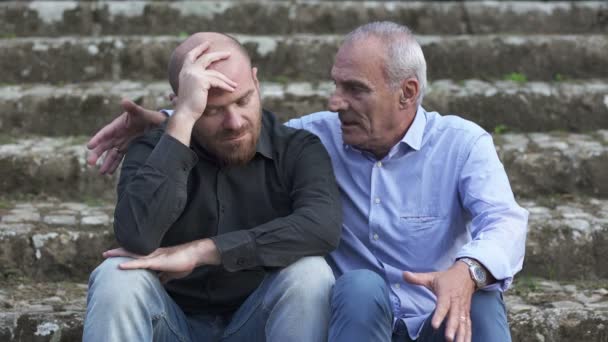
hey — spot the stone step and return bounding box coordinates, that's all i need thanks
[1,1,606,37]
[0,200,116,282]
[2,79,608,136]
[1,34,606,83]
[1,131,606,199]
[0,196,605,283]
[0,278,606,341]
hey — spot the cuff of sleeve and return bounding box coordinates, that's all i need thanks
[160,109,174,117]
[211,231,257,272]
[456,242,516,292]
[146,133,198,176]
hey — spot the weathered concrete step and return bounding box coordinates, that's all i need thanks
[2,79,608,136]
[1,34,606,83]
[0,196,605,282]
[495,131,608,198]
[2,1,606,37]
[520,197,608,280]
[0,137,116,201]
[1,279,606,342]
[0,201,115,282]
[1,131,606,199]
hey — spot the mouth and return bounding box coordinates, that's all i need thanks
[221,131,249,142]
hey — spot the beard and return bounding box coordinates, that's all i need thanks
[200,112,262,167]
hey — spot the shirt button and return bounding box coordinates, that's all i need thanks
[394,283,401,289]
[373,233,379,240]
[377,161,383,168]
[374,197,381,204]
[236,258,245,266]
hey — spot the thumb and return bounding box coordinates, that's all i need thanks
[120,98,143,116]
[403,271,436,289]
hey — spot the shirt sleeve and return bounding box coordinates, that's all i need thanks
[455,133,529,291]
[211,132,343,272]
[113,131,198,255]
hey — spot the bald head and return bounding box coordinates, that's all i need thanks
[168,32,251,95]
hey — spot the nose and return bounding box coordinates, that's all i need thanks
[222,109,244,131]
[328,92,348,113]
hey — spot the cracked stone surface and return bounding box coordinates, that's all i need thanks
[0,278,605,342]
[0,195,605,282]
[1,1,606,36]
[1,130,607,200]
[0,199,116,281]
[519,197,608,280]
[2,80,607,136]
[1,35,606,84]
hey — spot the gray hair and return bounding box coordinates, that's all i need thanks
[343,21,427,106]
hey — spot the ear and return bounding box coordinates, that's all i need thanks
[252,67,260,88]
[399,78,420,108]
[169,93,178,107]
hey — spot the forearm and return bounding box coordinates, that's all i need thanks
[114,133,197,254]
[212,205,342,271]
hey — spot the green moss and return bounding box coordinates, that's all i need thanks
[504,72,527,84]
[553,73,566,82]
[270,75,290,85]
[493,124,509,135]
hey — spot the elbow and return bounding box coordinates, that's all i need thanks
[113,220,159,256]
[321,212,342,252]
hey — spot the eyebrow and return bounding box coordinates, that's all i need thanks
[206,89,254,110]
[335,78,372,92]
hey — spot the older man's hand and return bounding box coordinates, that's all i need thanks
[403,261,475,342]
[86,98,166,174]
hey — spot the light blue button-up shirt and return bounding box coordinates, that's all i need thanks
[286,107,528,339]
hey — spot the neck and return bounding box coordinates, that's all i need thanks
[368,109,417,159]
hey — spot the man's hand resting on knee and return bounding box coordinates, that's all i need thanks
[103,239,221,284]
[403,262,476,342]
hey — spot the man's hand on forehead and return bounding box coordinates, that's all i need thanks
[174,41,238,121]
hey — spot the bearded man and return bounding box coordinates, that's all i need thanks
[82,32,342,342]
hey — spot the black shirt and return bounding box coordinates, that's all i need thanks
[114,110,342,314]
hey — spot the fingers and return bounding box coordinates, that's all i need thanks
[87,112,127,150]
[98,146,123,175]
[402,271,434,289]
[205,69,237,88]
[103,248,141,259]
[119,257,154,270]
[431,293,450,330]
[193,51,232,70]
[204,70,237,92]
[184,41,210,65]
[443,298,472,342]
[443,299,461,341]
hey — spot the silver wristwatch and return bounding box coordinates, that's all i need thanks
[459,258,490,289]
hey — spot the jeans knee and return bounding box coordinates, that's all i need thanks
[273,256,335,304]
[88,257,161,308]
[332,270,391,317]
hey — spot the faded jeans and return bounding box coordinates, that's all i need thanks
[83,256,334,342]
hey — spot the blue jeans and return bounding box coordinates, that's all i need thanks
[329,269,511,342]
[83,256,334,342]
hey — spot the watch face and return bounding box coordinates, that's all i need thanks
[473,266,487,283]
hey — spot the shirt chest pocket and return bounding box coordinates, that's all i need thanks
[395,214,447,267]
[399,215,444,231]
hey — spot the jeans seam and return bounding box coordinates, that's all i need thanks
[152,312,190,342]
[223,299,265,338]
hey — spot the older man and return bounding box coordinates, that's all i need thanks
[83,32,341,341]
[88,22,527,342]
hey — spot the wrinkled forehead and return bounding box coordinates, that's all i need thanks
[331,37,386,82]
